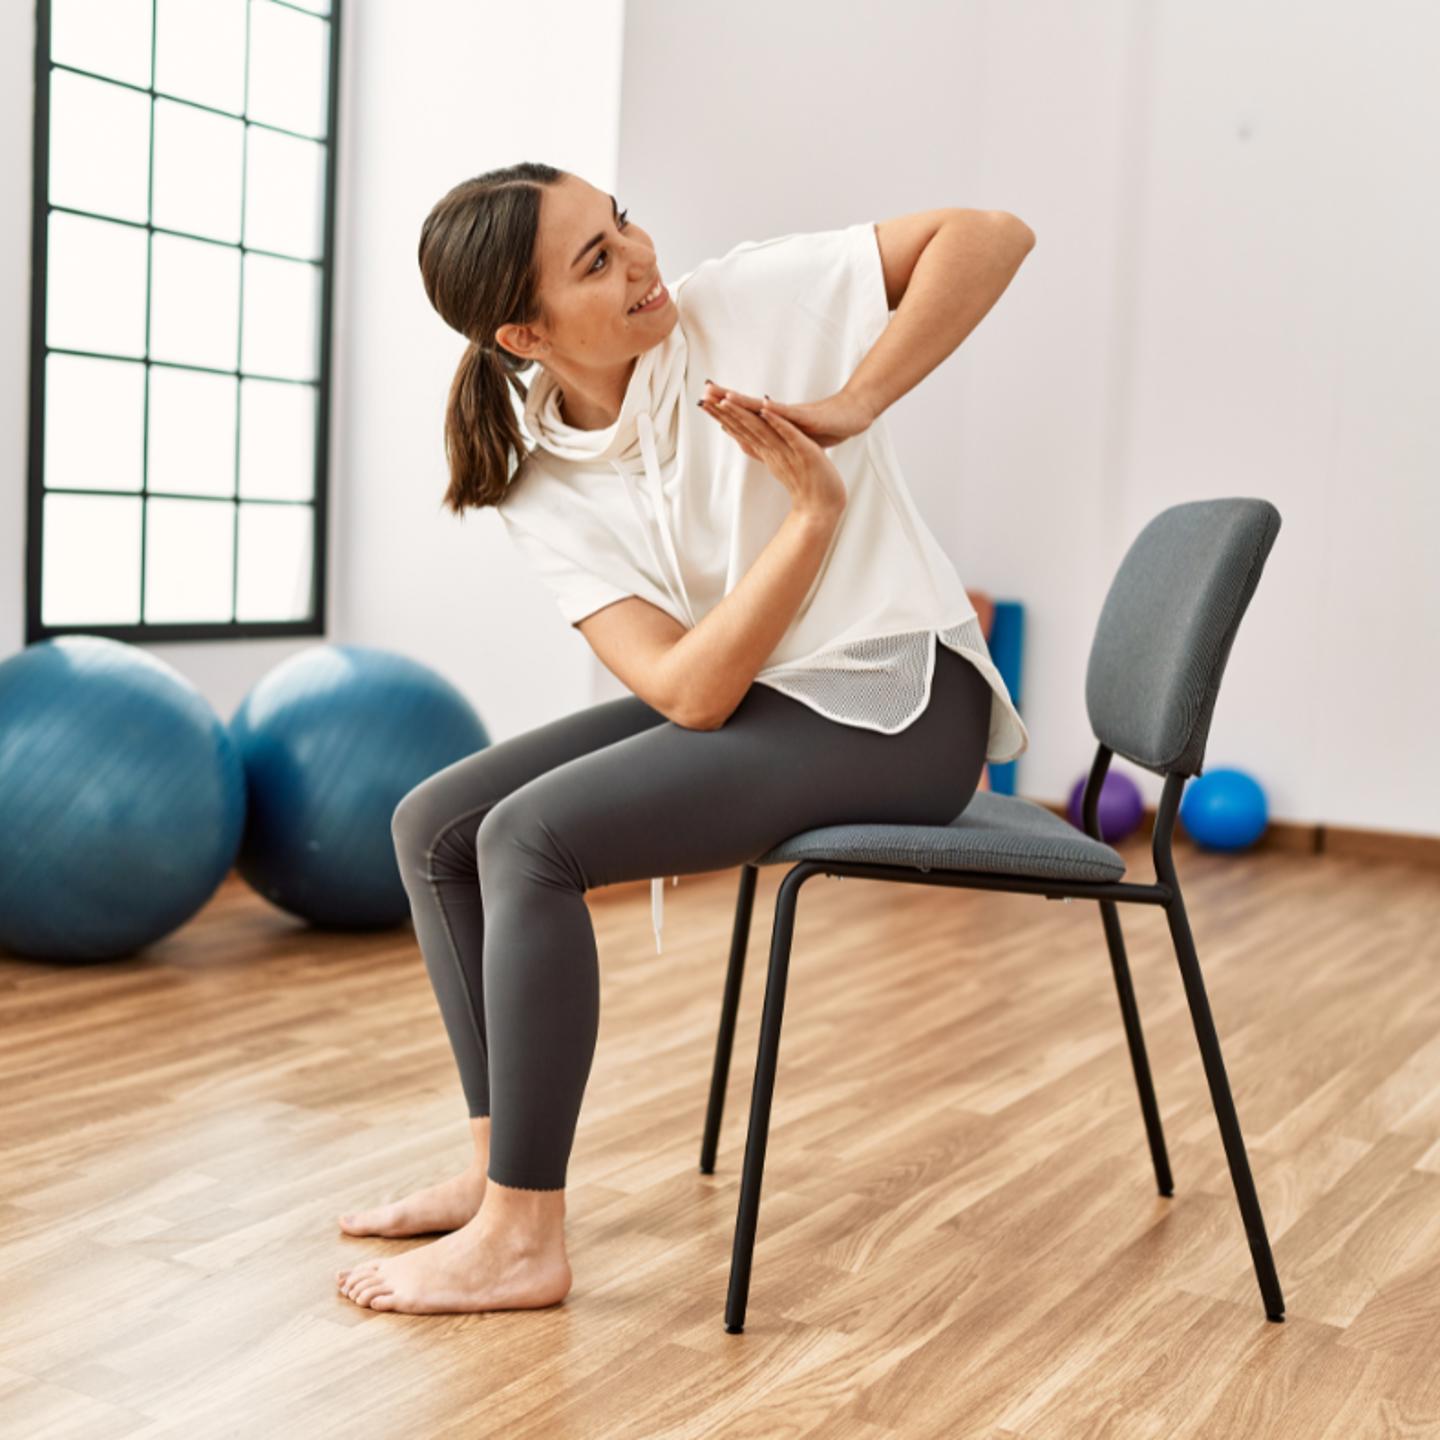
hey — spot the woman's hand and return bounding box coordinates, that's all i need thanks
[700,391,847,517]
[701,381,875,449]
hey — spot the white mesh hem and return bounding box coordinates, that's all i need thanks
[752,618,1028,759]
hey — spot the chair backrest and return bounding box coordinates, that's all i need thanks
[1085,497,1282,779]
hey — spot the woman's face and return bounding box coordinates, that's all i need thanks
[498,174,676,366]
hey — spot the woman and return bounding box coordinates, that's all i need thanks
[336,162,1034,1314]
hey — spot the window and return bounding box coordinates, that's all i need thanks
[25,0,342,642]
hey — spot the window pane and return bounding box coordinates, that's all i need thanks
[149,367,238,497]
[47,212,149,358]
[152,98,244,243]
[42,493,142,625]
[154,0,246,115]
[149,232,241,371]
[237,503,312,621]
[241,253,320,381]
[239,380,316,501]
[45,354,146,494]
[39,0,334,640]
[248,3,330,139]
[144,496,235,622]
[48,70,151,224]
[50,0,153,88]
[245,127,325,261]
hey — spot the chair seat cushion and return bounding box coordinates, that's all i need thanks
[754,790,1127,884]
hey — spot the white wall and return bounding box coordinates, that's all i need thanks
[4,0,1436,835]
[334,0,628,744]
[1118,0,1440,834]
[0,5,31,657]
[608,0,1440,832]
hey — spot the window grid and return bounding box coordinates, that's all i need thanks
[25,0,342,643]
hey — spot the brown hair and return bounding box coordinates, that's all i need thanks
[417,160,564,516]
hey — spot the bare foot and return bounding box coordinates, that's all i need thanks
[337,1167,487,1238]
[335,1210,571,1314]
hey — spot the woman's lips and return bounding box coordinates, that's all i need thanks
[628,280,668,314]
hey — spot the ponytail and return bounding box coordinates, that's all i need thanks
[441,338,533,517]
[418,160,562,517]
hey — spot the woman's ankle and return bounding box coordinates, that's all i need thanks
[477,1179,567,1251]
[468,1114,492,1171]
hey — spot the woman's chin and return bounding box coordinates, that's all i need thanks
[636,303,679,349]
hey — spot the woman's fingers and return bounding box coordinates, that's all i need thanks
[711,398,775,456]
[757,407,813,453]
[756,406,800,459]
[702,381,764,411]
[700,399,762,459]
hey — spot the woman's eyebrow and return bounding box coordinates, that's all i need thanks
[570,194,619,270]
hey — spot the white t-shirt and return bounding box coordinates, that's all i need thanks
[497,220,1030,951]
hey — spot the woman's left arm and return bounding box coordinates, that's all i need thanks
[708,210,1036,443]
[845,209,1036,422]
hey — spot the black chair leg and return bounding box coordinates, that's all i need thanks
[1164,887,1286,1322]
[725,863,815,1334]
[1098,898,1174,1196]
[700,863,758,1175]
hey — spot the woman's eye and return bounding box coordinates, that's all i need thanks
[590,208,630,273]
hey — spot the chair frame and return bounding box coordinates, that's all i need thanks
[701,740,1286,1333]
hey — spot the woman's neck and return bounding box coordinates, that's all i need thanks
[549,355,638,431]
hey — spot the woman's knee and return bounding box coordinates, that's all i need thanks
[476,790,579,890]
[391,773,483,870]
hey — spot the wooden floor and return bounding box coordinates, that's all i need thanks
[3,828,1440,1439]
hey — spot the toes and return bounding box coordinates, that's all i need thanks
[369,1287,396,1310]
[343,1273,378,1304]
[353,1276,388,1306]
[340,1263,377,1298]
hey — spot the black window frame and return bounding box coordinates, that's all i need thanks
[24,0,343,644]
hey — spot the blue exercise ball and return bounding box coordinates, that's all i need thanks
[0,636,246,961]
[229,644,490,928]
[1067,767,1145,844]
[1179,767,1268,851]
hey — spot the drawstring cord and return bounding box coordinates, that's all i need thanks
[612,411,692,954]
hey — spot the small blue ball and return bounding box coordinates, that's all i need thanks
[1179,768,1268,851]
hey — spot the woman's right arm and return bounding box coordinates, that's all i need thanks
[576,401,846,730]
[662,501,843,728]
[660,395,848,728]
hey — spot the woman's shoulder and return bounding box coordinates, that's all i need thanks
[676,224,860,308]
[496,448,564,525]
[675,223,882,361]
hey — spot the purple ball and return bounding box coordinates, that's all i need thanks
[1067,768,1145,844]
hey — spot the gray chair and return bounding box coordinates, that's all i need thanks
[702,496,1285,1333]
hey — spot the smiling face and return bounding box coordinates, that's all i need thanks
[495,173,676,369]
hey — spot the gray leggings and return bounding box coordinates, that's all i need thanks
[390,642,993,1190]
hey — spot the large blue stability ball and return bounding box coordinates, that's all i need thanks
[1179,767,1269,851]
[0,636,246,961]
[1067,767,1145,844]
[229,644,490,928]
